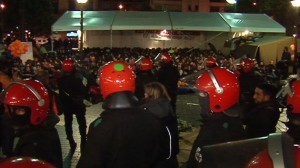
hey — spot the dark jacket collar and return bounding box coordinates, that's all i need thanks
[102,91,139,110]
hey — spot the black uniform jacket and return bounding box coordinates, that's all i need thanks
[157,63,180,104]
[57,71,87,113]
[141,98,179,158]
[15,126,63,168]
[77,107,163,168]
[245,100,280,138]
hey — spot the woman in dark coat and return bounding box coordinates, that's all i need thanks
[141,81,179,168]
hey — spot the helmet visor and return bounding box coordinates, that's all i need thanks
[7,106,31,128]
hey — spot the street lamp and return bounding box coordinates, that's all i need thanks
[77,0,88,58]
[0,3,5,9]
[226,0,236,5]
[292,0,300,7]
[118,4,124,11]
[226,0,237,12]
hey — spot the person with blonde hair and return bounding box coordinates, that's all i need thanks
[141,81,179,168]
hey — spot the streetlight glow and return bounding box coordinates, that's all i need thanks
[226,0,237,5]
[292,0,300,7]
[0,3,5,9]
[77,0,88,3]
[118,4,123,10]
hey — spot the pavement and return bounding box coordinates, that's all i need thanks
[57,93,202,168]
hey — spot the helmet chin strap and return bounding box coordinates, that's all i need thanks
[207,69,223,94]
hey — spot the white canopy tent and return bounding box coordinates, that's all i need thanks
[219,13,286,33]
[52,11,286,33]
[51,11,289,54]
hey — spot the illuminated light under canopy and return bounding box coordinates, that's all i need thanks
[244,30,250,34]
[67,32,78,37]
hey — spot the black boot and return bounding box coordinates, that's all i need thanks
[80,137,86,154]
[69,138,77,154]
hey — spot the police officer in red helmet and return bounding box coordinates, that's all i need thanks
[186,67,246,168]
[238,58,265,106]
[57,58,88,154]
[135,57,157,101]
[0,79,62,168]
[77,61,164,168]
[157,52,180,113]
[206,57,218,68]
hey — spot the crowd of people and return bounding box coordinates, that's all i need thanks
[0,45,299,167]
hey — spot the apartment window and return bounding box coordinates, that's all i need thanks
[188,5,192,11]
[195,5,199,11]
[68,0,76,10]
[210,6,220,12]
[52,0,59,13]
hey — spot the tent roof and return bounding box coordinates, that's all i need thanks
[52,11,116,31]
[112,11,171,30]
[219,13,286,33]
[170,12,230,32]
[52,11,286,33]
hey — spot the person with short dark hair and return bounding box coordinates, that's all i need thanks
[280,47,292,78]
[244,83,280,138]
[281,46,291,62]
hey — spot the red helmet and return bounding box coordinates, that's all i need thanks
[1,79,50,125]
[287,79,300,113]
[195,67,240,112]
[206,57,217,68]
[160,52,172,63]
[240,58,254,73]
[0,156,55,168]
[99,61,136,98]
[62,59,75,72]
[246,146,300,168]
[140,58,154,71]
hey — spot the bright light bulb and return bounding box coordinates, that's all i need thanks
[226,0,237,4]
[291,0,300,7]
[77,0,88,4]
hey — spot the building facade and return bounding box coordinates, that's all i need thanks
[57,0,227,14]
